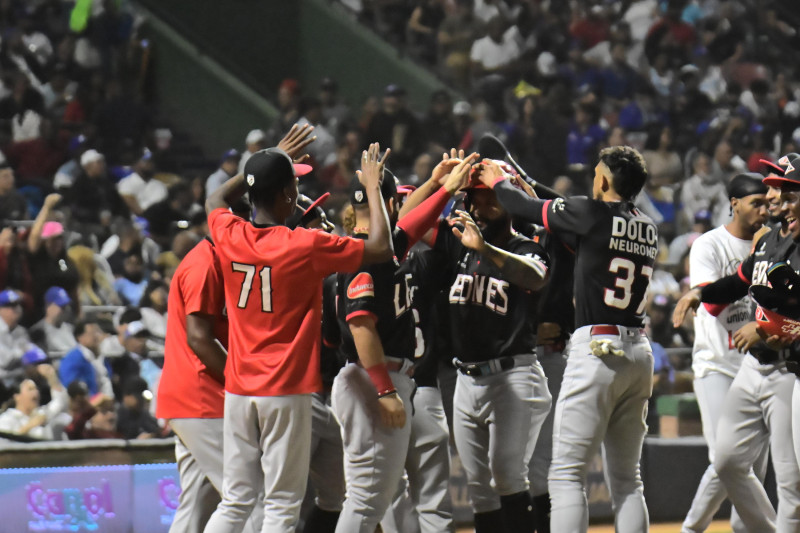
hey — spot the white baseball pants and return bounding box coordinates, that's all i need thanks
[309,392,346,512]
[713,356,800,533]
[453,354,551,513]
[548,325,653,533]
[203,393,312,533]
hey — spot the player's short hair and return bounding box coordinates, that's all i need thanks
[599,146,648,201]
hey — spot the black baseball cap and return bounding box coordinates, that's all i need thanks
[760,152,800,177]
[287,193,330,229]
[763,157,800,190]
[350,171,397,206]
[243,148,313,197]
[727,172,767,199]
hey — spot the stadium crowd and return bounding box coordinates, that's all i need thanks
[0,0,798,446]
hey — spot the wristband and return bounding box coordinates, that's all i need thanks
[365,363,395,397]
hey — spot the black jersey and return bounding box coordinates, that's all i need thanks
[534,229,576,337]
[736,228,800,362]
[404,248,452,387]
[494,181,657,329]
[320,274,344,389]
[738,228,795,288]
[337,229,418,363]
[433,219,549,363]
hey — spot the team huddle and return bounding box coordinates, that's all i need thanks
[157,122,660,533]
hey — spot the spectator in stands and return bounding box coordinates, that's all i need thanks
[93,79,150,161]
[40,63,76,116]
[116,148,167,216]
[681,151,730,228]
[67,244,119,306]
[116,376,163,440]
[58,318,113,397]
[470,15,521,116]
[68,149,125,237]
[143,181,194,248]
[710,138,745,184]
[238,129,267,174]
[644,0,696,67]
[27,195,79,314]
[0,290,30,384]
[139,281,167,341]
[319,77,351,135]
[113,248,148,307]
[66,392,121,440]
[20,345,53,406]
[509,93,568,182]
[407,0,446,65]
[0,227,34,316]
[100,307,141,360]
[110,320,154,401]
[297,96,336,166]
[266,78,302,145]
[53,134,87,190]
[566,101,606,167]
[102,218,158,277]
[438,0,484,89]
[0,164,27,221]
[30,287,75,355]
[599,40,641,103]
[0,364,66,443]
[642,125,683,187]
[205,149,240,198]
[365,84,423,171]
[422,89,458,154]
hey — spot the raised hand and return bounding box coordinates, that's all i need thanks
[43,193,62,211]
[277,124,316,163]
[450,210,486,251]
[442,152,480,194]
[357,143,390,189]
[672,288,702,328]
[431,148,467,184]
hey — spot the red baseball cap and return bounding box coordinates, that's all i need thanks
[763,156,800,189]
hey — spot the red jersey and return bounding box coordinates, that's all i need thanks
[157,239,228,419]
[208,208,364,396]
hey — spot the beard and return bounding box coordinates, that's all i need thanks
[476,216,509,243]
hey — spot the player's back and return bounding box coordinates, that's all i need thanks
[565,198,658,328]
[208,208,364,397]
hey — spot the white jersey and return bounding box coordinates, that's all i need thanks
[690,225,753,378]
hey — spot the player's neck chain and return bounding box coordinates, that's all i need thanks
[353,226,369,235]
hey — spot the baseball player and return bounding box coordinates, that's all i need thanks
[529,227,573,533]
[680,173,769,533]
[157,208,262,533]
[287,193,346,533]
[202,140,394,533]
[673,157,800,533]
[417,159,552,532]
[484,146,655,533]
[333,153,477,533]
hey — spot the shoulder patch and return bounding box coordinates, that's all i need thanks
[347,272,375,299]
[551,198,566,212]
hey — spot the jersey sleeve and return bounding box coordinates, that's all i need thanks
[433,218,462,264]
[309,231,366,276]
[512,238,551,276]
[341,269,379,323]
[208,208,242,251]
[321,275,341,348]
[737,249,757,284]
[183,243,224,316]
[539,196,599,237]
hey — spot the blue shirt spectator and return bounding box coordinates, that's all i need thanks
[58,320,112,396]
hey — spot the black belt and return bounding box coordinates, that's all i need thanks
[752,351,782,365]
[454,356,516,377]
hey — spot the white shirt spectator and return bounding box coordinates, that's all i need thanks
[117,172,168,212]
[470,33,521,71]
[12,110,42,142]
[30,319,75,355]
[0,381,68,443]
[0,318,30,383]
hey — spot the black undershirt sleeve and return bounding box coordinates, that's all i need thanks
[699,273,750,304]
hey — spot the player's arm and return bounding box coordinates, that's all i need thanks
[395,151,479,255]
[451,210,548,291]
[671,272,751,328]
[205,173,245,214]
[359,143,395,265]
[348,315,406,429]
[186,313,226,384]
